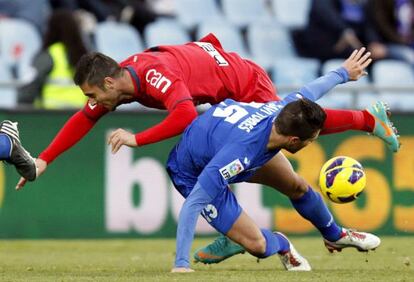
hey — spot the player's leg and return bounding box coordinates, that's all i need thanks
[321,102,400,152]
[195,153,380,264]
[0,120,37,181]
[200,187,311,271]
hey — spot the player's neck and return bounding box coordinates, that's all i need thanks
[266,126,286,150]
[118,70,136,99]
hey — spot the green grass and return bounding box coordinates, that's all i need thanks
[0,237,412,281]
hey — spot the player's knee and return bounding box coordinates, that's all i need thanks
[288,175,308,200]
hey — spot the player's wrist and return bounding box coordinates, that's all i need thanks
[134,134,142,147]
[335,67,349,83]
[38,153,52,165]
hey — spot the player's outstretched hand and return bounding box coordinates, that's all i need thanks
[16,158,47,190]
[342,47,372,81]
[107,128,138,154]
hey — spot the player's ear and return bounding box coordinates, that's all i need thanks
[103,77,115,89]
[288,136,301,146]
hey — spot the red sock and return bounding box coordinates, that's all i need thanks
[320,108,375,135]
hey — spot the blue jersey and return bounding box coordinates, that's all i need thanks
[173,94,301,198]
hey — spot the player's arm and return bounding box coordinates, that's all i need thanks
[107,100,197,153]
[135,99,197,146]
[173,145,251,271]
[285,48,371,103]
[172,180,213,272]
[16,103,107,189]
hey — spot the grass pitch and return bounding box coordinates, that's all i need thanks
[0,237,412,281]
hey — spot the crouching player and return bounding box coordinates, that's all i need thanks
[168,98,321,272]
[0,120,37,182]
[167,49,380,272]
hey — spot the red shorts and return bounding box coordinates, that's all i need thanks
[238,60,281,103]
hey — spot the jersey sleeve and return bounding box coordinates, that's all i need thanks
[38,109,101,164]
[281,67,349,104]
[197,143,254,199]
[135,99,197,146]
[142,64,193,111]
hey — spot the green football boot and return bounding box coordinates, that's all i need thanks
[193,235,245,264]
[366,101,400,153]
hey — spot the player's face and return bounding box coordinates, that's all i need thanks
[284,130,320,154]
[80,79,120,111]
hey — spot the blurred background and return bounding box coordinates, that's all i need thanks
[0,0,413,239]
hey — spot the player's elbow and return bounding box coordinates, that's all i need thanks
[178,101,198,125]
[186,105,198,122]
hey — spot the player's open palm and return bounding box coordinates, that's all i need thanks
[342,47,372,81]
[107,128,137,154]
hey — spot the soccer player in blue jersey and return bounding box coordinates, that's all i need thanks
[167,48,379,272]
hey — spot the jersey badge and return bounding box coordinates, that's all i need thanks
[219,159,245,180]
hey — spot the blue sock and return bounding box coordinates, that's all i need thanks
[0,134,12,160]
[258,229,290,258]
[291,187,342,242]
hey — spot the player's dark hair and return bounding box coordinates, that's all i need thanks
[74,52,122,89]
[275,98,326,140]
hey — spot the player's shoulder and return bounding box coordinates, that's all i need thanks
[119,53,140,66]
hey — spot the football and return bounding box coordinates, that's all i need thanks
[319,156,366,204]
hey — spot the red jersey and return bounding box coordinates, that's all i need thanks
[83,33,278,119]
[39,33,278,164]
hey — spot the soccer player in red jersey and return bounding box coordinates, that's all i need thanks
[16,33,398,192]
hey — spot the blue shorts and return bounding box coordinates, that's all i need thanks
[167,145,242,234]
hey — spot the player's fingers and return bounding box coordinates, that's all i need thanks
[354,47,366,61]
[349,49,359,60]
[16,177,27,190]
[107,130,120,145]
[361,58,372,69]
[110,136,118,152]
[111,137,122,154]
[358,51,371,65]
[112,139,124,154]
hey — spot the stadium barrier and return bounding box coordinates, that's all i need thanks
[0,110,413,238]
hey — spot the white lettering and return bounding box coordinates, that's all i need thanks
[105,134,168,234]
[156,76,172,93]
[194,42,229,66]
[145,69,172,93]
[237,102,283,133]
[201,204,218,223]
